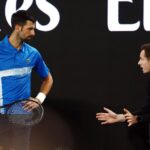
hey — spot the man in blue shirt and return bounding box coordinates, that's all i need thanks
[0,10,53,150]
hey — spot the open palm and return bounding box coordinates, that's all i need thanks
[96,107,125,125]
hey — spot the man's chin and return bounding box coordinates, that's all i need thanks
[24,37,33,42]
[143,70,150,74]
[27,37,33,40]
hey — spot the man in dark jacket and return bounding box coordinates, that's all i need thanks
[96,43,150,150]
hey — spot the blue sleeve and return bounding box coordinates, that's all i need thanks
[34,52,50,78]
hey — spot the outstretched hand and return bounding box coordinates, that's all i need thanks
[96,107,125,125]
[123,108,138,127]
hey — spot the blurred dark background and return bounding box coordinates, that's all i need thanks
[1,0,150,149]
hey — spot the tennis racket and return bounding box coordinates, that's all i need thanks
[0,99,44,127]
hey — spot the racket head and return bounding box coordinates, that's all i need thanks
[6,100,44,127]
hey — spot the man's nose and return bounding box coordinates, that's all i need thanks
[31,30,35,36]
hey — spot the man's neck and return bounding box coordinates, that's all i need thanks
[8,33,23,50]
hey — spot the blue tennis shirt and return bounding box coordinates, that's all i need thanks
[0,36,49,112]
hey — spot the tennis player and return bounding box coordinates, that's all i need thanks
[0,10,53,150]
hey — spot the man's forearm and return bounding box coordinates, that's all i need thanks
[35,73,53,103]
[39,73,53,95]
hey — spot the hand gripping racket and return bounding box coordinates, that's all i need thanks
[0,99,44,127]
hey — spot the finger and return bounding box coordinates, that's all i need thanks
[23,102,37,111]
[126,119,133,123]
[124,114,131,117]
[97,117,107,121]
[123,108,131,114]
[127,119,133,123]
[23,103,33,111]
[101,121,108,125]
[97,115,106,119]
[124,116,132,120]
[96,116,103,119]
[25,103,38,111]
[96,113,101,116]
[23,105,32,112]
[126,120,132,126]
[27,101,39,107]
[96,113,107,116]
[96,115,106,119]
[103,107,114,113]
[128,122,132,127]
[103,108,117,118]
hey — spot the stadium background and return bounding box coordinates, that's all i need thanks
[0,0,149,150]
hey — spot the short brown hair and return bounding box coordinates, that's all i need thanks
[141,43,150,59]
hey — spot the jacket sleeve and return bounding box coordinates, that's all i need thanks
[133,80,150,123]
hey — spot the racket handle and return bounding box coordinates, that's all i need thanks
[36,92,46,103]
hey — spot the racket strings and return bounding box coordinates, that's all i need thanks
[6,101,44,127]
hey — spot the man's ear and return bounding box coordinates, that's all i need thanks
[15,24,21,31]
